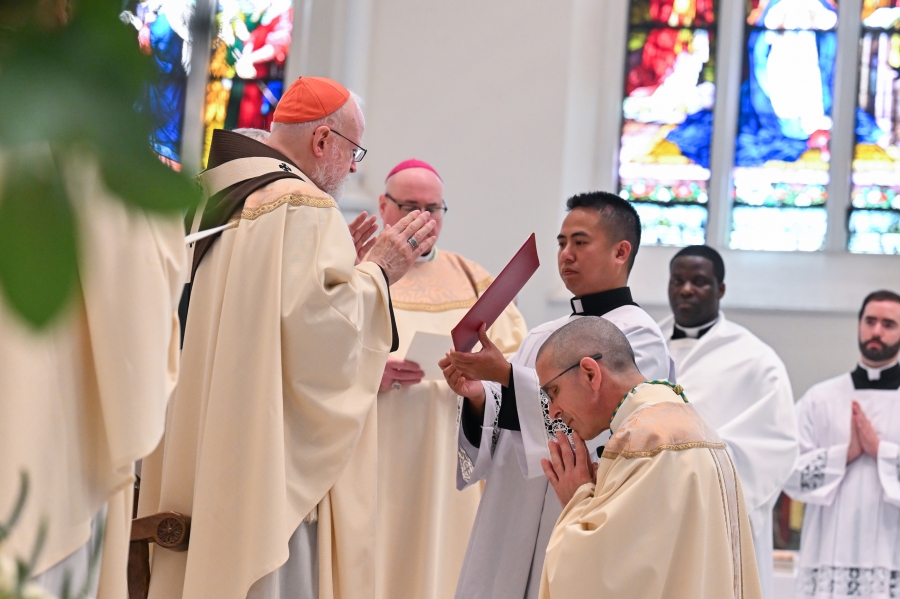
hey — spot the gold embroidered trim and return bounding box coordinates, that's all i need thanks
[241,193,335,221]
[616,441,725,459]
[601,451,619,460]
[730,453,746,599]
[393,297,478,312]
[475,277,492,293]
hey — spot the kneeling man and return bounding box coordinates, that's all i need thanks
[535,317,761,599]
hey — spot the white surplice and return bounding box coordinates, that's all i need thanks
[659,312,798,599]
[784,362,900,599]
[454,293,674,599]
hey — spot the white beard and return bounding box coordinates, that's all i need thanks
[311,155,349,202]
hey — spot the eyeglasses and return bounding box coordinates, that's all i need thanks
[329,128,367,162]
[540,353,602,399]
[385,193,448,217]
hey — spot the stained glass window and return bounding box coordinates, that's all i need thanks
[730,0,838,251]
[850,0,900,254]
[120,0,196,172]
[617,0,718,246]
[202,0,294,165]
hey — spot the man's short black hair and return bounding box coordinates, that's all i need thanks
[566,192,642,272]
[671,245,725,284]
[859,289,900,320]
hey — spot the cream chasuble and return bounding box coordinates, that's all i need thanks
[142,175,394,599]
[454,290,673,599]
[376,249,526,599]
[0,150,185,598]
[659,312,798,599]
[540,383,763,599]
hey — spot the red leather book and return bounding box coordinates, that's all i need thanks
[451,233,540,352]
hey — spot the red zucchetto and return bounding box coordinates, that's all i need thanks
[273,76,350,124]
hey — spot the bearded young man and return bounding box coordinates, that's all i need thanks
[441,192,673,599]
[658,245,797,599]
[784,290,900,599]
[140,77,437,599]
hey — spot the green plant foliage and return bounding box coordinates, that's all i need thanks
[0,152,78,329]
[0,0,199,328]
[0,472,104,599]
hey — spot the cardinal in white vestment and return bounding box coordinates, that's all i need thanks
[658,245,798,599]
[140,77,437,599]
[441,192,674,599]
[534,316,762,599]
[785,291,900,599]
[0,147,186,598]
[373,159,527,599]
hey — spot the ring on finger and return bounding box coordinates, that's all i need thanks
[391,380,402,391]
[407,237,419,250]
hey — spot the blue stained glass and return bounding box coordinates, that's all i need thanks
[848,209,900,253]
[730,0,838,251]
[633,203,708,246]
[121,0,195,170]
[730,206,827,251]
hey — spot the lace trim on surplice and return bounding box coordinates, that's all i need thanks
[541,388,572,442]
[800,450,829,491]
[799,566,900,598]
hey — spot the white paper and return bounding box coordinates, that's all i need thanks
[403,332,453,380]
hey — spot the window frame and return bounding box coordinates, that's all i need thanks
[609,0,866,254]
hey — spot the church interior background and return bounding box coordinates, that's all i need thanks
[128,0,900,595]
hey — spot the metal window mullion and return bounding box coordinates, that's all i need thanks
[826,0,863,252]
[705,0,745,249]
[182,0,217,175]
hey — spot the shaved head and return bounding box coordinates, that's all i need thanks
[538,316,638,375]
[535,316,643,438]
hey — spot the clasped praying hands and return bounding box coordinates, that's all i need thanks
[848,400,881,463]
[541,431,599,507]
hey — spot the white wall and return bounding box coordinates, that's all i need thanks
[306,0,900,399]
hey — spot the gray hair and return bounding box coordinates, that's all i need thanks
[537,316,638,375]
[231,128,270,142]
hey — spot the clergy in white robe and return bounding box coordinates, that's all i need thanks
[534,316,762,599]
[442,192,674,599]
[785,291,900,599]
[659,245,798,599]
[0,147,186,599]
[140,78,437,599]
[373,160,527,599]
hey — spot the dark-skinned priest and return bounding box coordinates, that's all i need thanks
[659,245,797,599]
[141,77,437,599]
[440,192,674,599]
[535,316,762,599]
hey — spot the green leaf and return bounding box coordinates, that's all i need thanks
[0,472,28,544]
[100,147,200,214]
[0,154,79,329]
